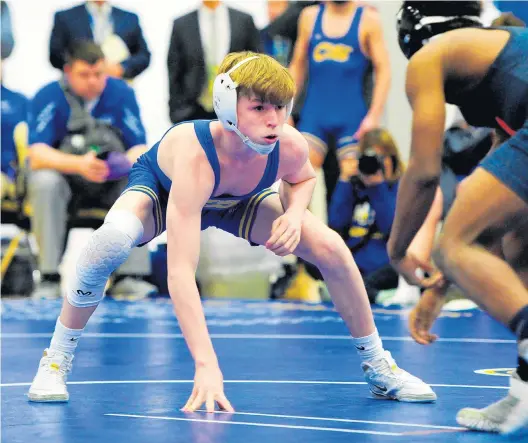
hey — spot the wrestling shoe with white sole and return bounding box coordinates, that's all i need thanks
[362,351,437,403]
[28,348,73,402]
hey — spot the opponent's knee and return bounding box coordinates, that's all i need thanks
[432,233,461,275]
[66,210,144,308]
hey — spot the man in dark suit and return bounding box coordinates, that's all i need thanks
[49,1,151,81]
[167,0,261,123]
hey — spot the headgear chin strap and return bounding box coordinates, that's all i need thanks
[213,56,293,155]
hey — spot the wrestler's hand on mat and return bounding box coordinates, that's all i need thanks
[182,364,234,413]
[391,252,444,289]
[408,286,447,345]
[266,212,302,256]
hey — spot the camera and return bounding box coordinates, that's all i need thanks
[358,149,384,175]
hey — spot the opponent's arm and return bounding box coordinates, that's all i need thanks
[387,50,446,262]
[166,142,215,367]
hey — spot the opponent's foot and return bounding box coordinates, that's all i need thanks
[456,370,528,434]
[28,348,73,402]
[362,351,437,402]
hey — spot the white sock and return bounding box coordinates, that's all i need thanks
[49,318,83,355]
[352,329,385,363]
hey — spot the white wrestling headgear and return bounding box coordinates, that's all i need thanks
[213,55,293,155]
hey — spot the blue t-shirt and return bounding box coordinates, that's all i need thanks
[1,85,29,180]
[29,77,146,149]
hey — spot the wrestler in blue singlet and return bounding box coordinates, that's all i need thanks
[446,27,528,203]
[122,120,280,245]
[298,4,369,160]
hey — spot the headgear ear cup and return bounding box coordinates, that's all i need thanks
[213,56,260,131]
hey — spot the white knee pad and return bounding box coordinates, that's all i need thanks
[66,210,144,307]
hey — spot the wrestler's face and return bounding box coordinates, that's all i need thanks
[236,94,288,146]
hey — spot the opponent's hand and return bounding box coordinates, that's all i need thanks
[391,252,444,288]
[408,286,447,345]
[265,212,302,256]
[182,364,234,413]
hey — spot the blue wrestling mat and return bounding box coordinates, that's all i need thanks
[1,299,524,442]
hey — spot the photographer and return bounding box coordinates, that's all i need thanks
[328,128,403,303]
[28,41,154,300]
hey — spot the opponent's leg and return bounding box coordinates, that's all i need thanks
[431,168,528,433]
[250,194,436,402]
[433,170,528,325]
[453,217,528,434]
[28,191,157,402]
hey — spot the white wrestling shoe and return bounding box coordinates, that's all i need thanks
[456,370,528,434]
[362,351,437,403]
[28,348,73,402]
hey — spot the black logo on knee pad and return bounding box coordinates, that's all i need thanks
[76,289,93,296]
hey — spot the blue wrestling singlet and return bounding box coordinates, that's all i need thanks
[446,27,528,203]
[298,4,370,159]
[123,120,280,245]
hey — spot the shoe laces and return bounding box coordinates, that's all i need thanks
[372,351,401,376]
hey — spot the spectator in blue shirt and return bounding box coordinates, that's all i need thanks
[28,41,154,300]
[328,128,404,302]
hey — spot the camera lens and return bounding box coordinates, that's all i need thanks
[358,152,381,175]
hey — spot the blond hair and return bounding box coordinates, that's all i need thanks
[218,51,295,106]
[359,128,405,181]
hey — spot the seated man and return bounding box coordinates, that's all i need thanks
[28,51,436,408]
[1,83,28,204]
[28,40,154,300]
